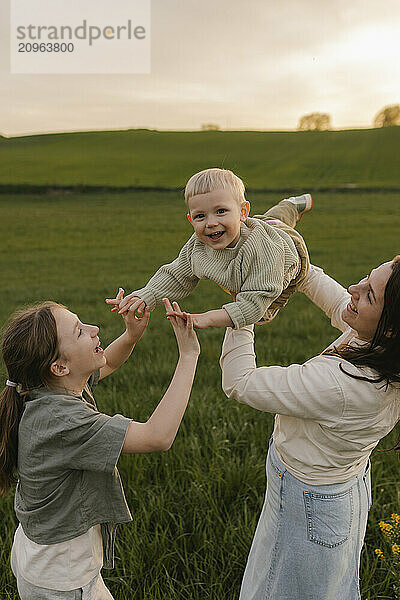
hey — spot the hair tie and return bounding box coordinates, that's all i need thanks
[6,380,18,388]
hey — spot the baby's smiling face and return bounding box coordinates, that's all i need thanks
[187,189,250,250]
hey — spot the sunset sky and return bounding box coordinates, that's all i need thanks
[1,0,399,136]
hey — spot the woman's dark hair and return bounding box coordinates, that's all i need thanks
[0,302,63,496]
[326,256,400,388]
[325,257,400,453]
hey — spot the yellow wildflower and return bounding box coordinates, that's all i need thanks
[378,521,393,534]
[392,544,400,555]
[391,513,400,526]
[375,548,384,558]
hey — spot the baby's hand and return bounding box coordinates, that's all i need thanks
[105,287,125,312]
[164,306,211,330]
[123,300,151,343]
[163,299,200,357]
[106,288,150,341]
[118,290,146,315]
[106,289,146,315]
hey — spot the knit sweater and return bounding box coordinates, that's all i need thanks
[135,217,299,329]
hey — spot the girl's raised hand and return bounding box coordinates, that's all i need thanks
[107,288,150,344]
[123,298,151,344]
[105,287,125,312]
[121,298,150,344]
[162,302,207,329]
[106,289,146,316]
[163,299,200,358]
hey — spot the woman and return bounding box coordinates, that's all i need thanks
[0,295,199,600]
[220,258,400,600]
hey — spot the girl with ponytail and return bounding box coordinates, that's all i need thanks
[0,302,60,498]
[1,295,200,599]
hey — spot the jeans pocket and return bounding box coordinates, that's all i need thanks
[304,487,354,548]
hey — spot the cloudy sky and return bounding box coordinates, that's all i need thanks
[1,0,399,136]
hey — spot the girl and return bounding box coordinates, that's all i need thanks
[0,295,200,600]
[219,257,400,599]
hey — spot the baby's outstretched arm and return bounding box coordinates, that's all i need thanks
[166,306,233,329]
[107,237,200,317]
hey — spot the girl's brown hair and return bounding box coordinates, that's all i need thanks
[0,302,63,496]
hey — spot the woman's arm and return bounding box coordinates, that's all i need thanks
[220,326,344,425]
[121,300,200,453]
[298,265,351,332]
[100,293,150,380]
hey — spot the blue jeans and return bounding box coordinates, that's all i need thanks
[239,440,372,600]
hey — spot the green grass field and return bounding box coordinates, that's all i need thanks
[0,189,399,599]
[1,127,400,189]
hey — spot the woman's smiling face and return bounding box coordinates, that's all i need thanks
[52,307,106,384]
[342,261,393,340]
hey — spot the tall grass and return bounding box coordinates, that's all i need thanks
[0,191,399,599]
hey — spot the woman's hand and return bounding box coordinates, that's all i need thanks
[122,300,199,454]
[99,290,150,381]
[107,288,150,344]
[164,307,209,329]
[106,288,146,316]
[123,298,151,344]
[163,298,200,357]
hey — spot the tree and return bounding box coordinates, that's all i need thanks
[297,112,331,131]
[373,104,400,128]
[201,123,220,131]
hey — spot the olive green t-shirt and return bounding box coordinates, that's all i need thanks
[14,374,132,567]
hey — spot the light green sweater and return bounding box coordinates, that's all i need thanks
[135,217,299,328]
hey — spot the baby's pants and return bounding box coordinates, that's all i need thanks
[253,199,310,320]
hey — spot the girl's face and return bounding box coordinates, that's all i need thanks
[52,307,106,383]
[342,261,393,340]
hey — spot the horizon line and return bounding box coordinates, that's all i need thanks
[0,124,380,139]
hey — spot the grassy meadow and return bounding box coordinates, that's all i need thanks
[0,189,399,599]
[1,127,400,189]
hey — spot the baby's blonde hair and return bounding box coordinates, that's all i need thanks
[185,168,246,207]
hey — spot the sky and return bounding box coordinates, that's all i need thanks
[1,0,399,136]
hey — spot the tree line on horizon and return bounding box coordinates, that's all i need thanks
[297,104,400,131]
[200,104,400,133]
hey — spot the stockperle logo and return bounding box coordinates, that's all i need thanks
[11,0,151,74]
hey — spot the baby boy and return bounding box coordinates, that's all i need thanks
[109,168,312,329]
